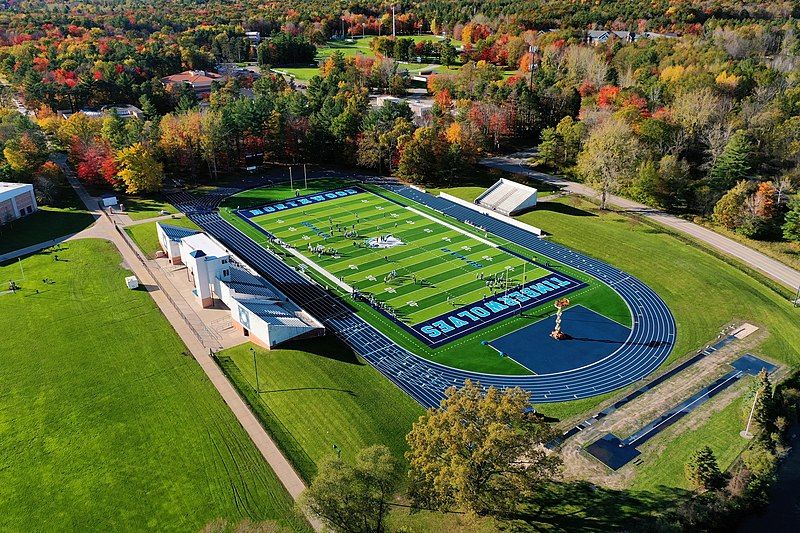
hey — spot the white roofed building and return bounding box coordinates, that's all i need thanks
[158,224,324,348]
[0,182,37,225]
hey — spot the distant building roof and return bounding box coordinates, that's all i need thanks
[157,222,200,243]
[161,70,224,90]
[57,105,144,120]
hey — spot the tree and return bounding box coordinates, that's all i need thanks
[116,143,163,194]
[709,130,753,191]
[3,131,49,178]
[406,380,560,517]
[752,182,777,219]
[397,126,447,184]
[440,39,457,68]
[100,109,128,150]
[577,118,644,209]
[257,33,316,66]
[33,161,62,204]
[749,369,777,435]
[685,446,724,492]
[536,127,560,167]
[712,180,750,229]
[303,445,398,533]
[783,195,800,242]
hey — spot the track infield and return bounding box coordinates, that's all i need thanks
[236,186,586,348]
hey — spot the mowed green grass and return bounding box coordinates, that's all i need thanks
[125,216,201,257]
[221,180,630,375]
[119,195,176,221]
[630,393,748,492]
[0,239,308,531]
[274,35,460,82]
[0,179,94,254]
[217,336,424,482]
[249,189,551,325]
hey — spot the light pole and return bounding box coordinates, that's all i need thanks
[528,45,539,91]
[250,347,260,393]
[740,388,760,439]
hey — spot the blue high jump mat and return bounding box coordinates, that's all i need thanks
[489,305,631,374]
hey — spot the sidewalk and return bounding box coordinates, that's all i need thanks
[58,170,320,530]
[0,234,75,263]
[482,151,800,291]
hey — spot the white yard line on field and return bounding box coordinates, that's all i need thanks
[405,206,498,248]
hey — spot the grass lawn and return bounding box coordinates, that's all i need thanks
[0,179,94,255]
[125,216,200,257]
[510,196,800,371]
[217,336,424,482]
[630,393,748,492]
[275,35,458,83]
[0,239,308,531]
[118,195,176,221]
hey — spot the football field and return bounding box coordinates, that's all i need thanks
[236,187,584,346]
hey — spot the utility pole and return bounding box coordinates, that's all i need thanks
[289,166,293,190]
[303,163,308,189]
[392,6,396,38]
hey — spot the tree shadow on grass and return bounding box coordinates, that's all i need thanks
[534,201,597,218]
[280,333,365,366]
[502,481,690,532]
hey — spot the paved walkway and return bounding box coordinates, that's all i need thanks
[482,150,800,291]
[0,234,76,263]
[121,212,187,227]
[55,167,320,530]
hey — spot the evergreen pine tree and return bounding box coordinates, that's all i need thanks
[685,445,723,491]
[709,129,753,190]
[783,195,800,242]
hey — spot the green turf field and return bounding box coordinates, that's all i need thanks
[246,188,552,326]
[0,239,308,531]
[221,180,629,374]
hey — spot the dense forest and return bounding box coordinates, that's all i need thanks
[0,0,799,244]
[0,2,799,530]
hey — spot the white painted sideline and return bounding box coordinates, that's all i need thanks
[283,245,354,293]
[438,192,544,236]
[405,205,498,247]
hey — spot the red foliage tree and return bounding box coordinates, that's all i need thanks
[578,80,597,97]
[597,85,621,109]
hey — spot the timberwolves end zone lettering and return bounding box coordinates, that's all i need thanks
[238,187,364,218]
[410,273,586,347]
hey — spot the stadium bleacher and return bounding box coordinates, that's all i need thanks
[475,178,538,215]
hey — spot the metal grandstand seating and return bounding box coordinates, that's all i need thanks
[475,178,538,215]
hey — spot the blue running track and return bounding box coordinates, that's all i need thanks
[169,181,676,408]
